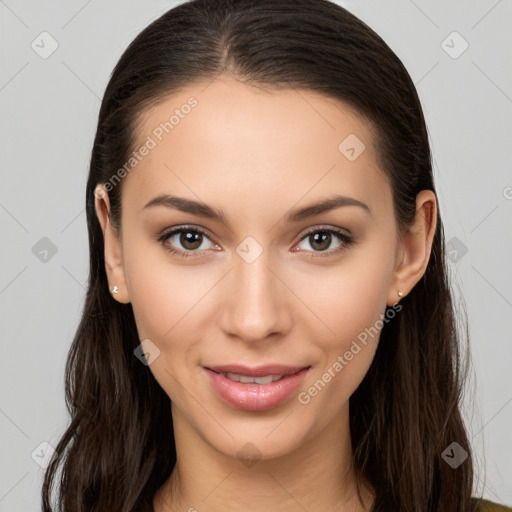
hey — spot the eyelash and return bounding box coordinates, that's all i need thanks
[156,225,355,259]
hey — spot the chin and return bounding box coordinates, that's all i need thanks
[198,409,315,465]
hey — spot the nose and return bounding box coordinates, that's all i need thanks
[218,249,292,344]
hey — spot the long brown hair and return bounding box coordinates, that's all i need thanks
[42,1,481,510]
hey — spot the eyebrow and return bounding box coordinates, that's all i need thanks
[142,193,371,226]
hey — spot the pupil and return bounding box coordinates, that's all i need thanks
[181,231,202,250]
[311,232,330,251]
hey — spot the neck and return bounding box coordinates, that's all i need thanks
[154,403,374,512]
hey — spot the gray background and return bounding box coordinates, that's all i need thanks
[1,0,511,510]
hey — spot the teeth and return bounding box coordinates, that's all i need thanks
[221,372,283,384]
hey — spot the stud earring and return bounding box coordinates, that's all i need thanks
[397,290,403,298]
[110,285,119,295]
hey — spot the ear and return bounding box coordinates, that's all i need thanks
[94,184,131,304]
[386,190,437,306]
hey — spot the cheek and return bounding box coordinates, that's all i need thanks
[298,282,386,416]
[300,249,394,348]
[123,236,215,341]
[304,273,384,390]
[124,248,212,399]
[297,238,395,402]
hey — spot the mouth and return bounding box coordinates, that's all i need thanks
[205,363,309,378]
[217,373,284,385]
[203,364,311,411]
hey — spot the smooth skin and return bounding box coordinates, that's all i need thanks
[95,75,437,512]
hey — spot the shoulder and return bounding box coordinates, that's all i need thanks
[474,498,512,512]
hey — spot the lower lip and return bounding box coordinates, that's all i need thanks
[204,367,310,412]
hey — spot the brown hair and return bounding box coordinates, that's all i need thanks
[42,0,481,510]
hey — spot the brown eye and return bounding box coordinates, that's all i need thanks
[179,230,203,250]
[295,227,355,257]
[157,226,216,258]
[308,232,333,251]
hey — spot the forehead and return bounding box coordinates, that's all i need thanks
[122,76,390,219]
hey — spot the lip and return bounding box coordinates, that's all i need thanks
[204,365,310,412]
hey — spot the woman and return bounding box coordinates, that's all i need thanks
[41,0,511,511]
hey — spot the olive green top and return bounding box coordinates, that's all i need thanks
[477,499,512,511]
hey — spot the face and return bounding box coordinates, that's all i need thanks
[98,75,411,463]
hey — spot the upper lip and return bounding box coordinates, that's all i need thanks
[205,364,310,377]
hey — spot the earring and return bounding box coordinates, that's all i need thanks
[110,285,119,295]
[397,290,403,298]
